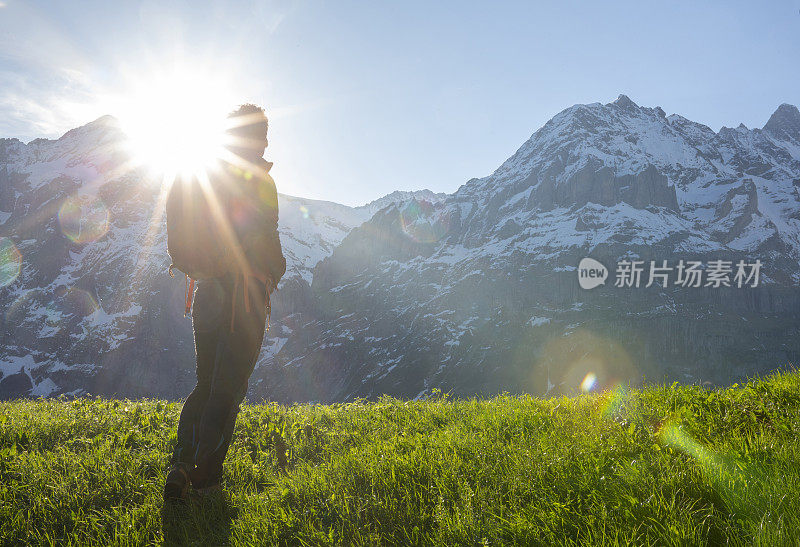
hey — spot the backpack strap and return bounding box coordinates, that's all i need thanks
[184,275,195,317]
[265,291,271,333]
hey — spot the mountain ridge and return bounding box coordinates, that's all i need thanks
[2,96,799,401]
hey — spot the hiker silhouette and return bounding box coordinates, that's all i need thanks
[164,104,286,501]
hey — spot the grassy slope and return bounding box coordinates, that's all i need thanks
[1,371,799,546]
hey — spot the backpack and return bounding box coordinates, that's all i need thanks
[167,163,283,323]
[166,174,232,281]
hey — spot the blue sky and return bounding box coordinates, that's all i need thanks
[1,1,798,205]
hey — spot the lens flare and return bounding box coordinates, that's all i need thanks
[399,201,449,243]
[580,372,597,392]
[657,420,765,515]
[58,287,99,317]
[58,194,110,244]
[600,384,631,418]
[526,329,640,397]
[299,205,309,219]
[0,237,22,287]
[5,288,45,324]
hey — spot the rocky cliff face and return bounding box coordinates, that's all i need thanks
[0,117,184,398]
[2,96,800,402]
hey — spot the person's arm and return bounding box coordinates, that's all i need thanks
[262,172,286,289]
[242,169,285,289]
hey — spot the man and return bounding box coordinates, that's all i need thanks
[164,104,285,500]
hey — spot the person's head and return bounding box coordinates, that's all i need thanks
[225,103,268,161]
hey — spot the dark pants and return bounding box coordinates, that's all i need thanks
[170,273,268,488]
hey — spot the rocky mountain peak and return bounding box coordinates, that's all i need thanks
[54,115,123,146]
[611,94,639,111]
[358,189,448,215]
[763,103,800,142]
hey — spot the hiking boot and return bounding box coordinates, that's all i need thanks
[163,464,192,501]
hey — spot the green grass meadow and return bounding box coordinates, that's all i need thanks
[1,371,799,545]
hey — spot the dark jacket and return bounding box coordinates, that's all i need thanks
[221,158,286,286]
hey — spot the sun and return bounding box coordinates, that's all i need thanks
[117,66,237,177]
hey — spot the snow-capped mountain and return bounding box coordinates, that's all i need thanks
[2,96,799,402]
[278,190,446,285]
[253,96,800,402]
